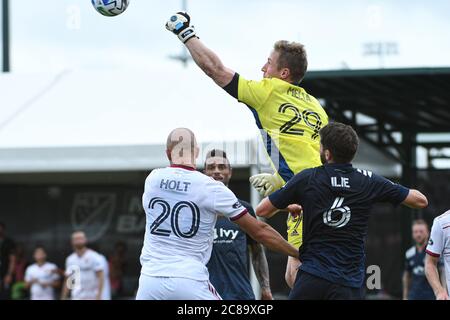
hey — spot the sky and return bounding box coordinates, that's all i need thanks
[0,0,449,168]
[2,0,450,76]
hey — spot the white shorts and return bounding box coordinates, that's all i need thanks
[135,274,222,300]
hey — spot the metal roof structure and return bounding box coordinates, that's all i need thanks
[303,67,450,166]
[305,67,450,134]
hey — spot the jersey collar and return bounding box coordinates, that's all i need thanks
[325,162,353,168]
[325,163,354,173]
[170,164,196,171]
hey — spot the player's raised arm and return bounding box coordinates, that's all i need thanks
[257,169,307,218]
[165,12,235,87]
[233,213,298,259]
[213,182,298,258]
[371,172,428,210]
[256,197,280,219]
[256,197,302,218]
[401,189,428,209]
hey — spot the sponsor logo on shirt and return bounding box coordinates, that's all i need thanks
[232,202,243,209]
[214,228,239,243]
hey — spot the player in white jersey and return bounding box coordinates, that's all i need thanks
[61,231,104,300]
[425,209,450,300]
[24,246,60,300]
[136,128,298,300]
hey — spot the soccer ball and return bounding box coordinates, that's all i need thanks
[91,0,130,17]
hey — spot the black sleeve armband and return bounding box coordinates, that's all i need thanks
[222,73,239,99]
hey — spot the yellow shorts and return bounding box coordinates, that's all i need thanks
[287,213,303,249]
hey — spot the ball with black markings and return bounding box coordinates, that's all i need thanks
[91,0,130,17]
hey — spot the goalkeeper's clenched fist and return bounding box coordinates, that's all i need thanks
[249,173,285,197]
[165,12,198,43]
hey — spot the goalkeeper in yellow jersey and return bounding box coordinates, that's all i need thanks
[165,12,328,288]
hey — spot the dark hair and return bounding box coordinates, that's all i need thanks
[204,149,230,168]
[320,122,359,163]
[0,222,5,229]
[274,40,308,84]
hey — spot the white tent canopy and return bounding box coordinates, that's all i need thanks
[0,69,400,176]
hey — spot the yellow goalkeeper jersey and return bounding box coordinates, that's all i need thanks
[225,73,328,183]
[224,73,328,248]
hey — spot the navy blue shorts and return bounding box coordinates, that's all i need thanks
[289,270,364,300]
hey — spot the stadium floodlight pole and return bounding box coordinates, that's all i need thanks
[363,42,398,69]
[1,0,10,72]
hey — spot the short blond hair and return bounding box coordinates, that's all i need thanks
[274,40,308,84]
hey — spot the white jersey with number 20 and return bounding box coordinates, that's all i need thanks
[140,165,247,281]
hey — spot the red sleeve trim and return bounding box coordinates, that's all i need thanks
[230,209,248,221]
[426,250,441,258]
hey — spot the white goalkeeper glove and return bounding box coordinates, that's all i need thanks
[165,12,198,44]
[249,173,285,197]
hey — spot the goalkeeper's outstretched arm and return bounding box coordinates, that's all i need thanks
[165,12,235,87]
[185,38,235,87]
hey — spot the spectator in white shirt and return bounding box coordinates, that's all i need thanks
[61,231,104,300]
[24,246,60,300]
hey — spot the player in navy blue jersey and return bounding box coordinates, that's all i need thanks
[256,122,428,300]
[204,149,272,300]
[402,219,438,300]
